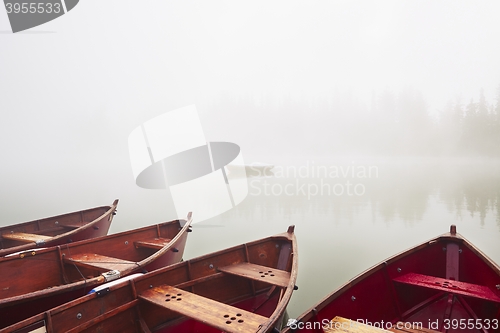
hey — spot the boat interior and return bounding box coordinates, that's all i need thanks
[0,220,184,299]
[0,205,112,249]
[291,228,500,333]
[6,229,296,333]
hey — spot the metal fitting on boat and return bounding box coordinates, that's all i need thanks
[351,296,356,301]
[496,284,500,290]
[286,319,298,327]
[102,270,121,282]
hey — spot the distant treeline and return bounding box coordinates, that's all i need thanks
[204,86,500,156]
[229,160,500,228]
[440,89,500,156]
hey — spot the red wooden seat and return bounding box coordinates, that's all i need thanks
[393,273,500,303]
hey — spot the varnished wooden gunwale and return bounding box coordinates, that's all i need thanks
[0,213,192,329]
[0,200,119,257]
[0,225,298,333]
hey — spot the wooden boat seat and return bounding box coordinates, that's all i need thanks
[393,272,500,303]
[139,285,268,333]
[63,253,138,271]
[388,322,441,333]
[324,317,440,333]
[134,237,171,250]
[323,316,390,332]
[1,232,52,243]
[218,262,290,288]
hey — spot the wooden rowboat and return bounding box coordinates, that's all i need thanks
[282,225,500,333]
[0,213,192,329]
[1,225,298,333]
[0,200,119,257]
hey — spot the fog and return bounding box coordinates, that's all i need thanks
[1,0,500,320]
[1,1,499,229]
[0,1,500,221]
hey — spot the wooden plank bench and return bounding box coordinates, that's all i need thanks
[324,317,391,332]
[139,285,268,333]
[388,322,441,333]
[63,253,137,271]
[392,273,500,303]
[134,238,171,250]
[217,262,290,288]
[2,232,52,243]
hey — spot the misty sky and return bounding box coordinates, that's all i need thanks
[1,1,500,222]
[2,1,500,115]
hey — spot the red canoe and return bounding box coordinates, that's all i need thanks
[0,200,119,257]
[0,213,192,329]
[1,225,297,333]
[283,225,500,333]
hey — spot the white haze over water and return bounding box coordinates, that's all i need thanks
[0,0,498,232]
[0,0,498,223]
[1,1,500,320]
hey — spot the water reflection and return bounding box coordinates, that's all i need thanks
[220,159,500,229]
[205,159,500,317]
[437,162,500,227]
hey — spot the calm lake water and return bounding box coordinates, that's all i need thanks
[1,157,499,320]
[182,157,500,318]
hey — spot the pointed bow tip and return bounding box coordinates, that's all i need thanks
[287,225,295,234]
[450,225,457,235]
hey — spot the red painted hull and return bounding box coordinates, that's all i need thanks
[282,226,500,333]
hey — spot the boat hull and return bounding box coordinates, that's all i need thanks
[0,214,192,329]
[282,226,500,333]
[0,200,119,257]
[1,226,297,333]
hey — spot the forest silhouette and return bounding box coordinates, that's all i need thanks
[204,87,500,226]
[205,85,500,157]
